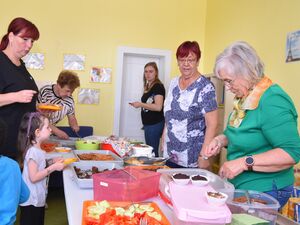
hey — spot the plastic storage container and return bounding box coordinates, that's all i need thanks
[73,150,123,166]
[71,162,123,188]
[169,182,232,224]
[49,136,77,149]
[101,143,120,157]
[158,168,234,203]
[131,144,153,157]
[226,189,280,225]
[93,167,161,201]
[157,168,235,225]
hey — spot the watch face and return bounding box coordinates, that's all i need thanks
[246,156,254,165]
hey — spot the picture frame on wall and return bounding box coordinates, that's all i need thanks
[23,53,45,69]
[90,67,112,83]
[78,88,100,105]
[64,54,85,70]
[286,30,300,63]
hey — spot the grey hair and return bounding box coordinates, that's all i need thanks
[214,41,265,85]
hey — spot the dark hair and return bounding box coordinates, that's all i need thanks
[57,70,80,91]
[143,62,162,93]
[0,17,40,51]
[18,112,47,159]
[176,41,201,61]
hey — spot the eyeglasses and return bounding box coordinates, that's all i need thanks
[223,78,235,86]
[178,58,197,65]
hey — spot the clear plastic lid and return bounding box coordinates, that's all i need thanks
[93,167,160,184]
[226,189,280,209]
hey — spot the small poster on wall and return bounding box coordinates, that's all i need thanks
[286,30,300,63]
[78,88,100,105]
[90,67,112,83]
[23,53,44,69]
[64,54,85,70]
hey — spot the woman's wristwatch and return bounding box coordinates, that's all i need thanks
[245,155,254,171]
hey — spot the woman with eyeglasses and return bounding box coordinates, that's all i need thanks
[162,41,218,168]
[202,41,300,208]
[0,17,39,160]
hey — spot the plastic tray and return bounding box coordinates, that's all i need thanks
[226,189,280,224]
[157,168,235,204]
[73,150,123,166]
[71,162,123,189]
[49,136,78,149]
[81,200,171,225]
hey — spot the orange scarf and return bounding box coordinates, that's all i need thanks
[229,76,273,127]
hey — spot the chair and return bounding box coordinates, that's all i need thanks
[56,126,93,138]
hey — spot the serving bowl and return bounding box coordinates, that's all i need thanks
[75,140,100,150]
[172,173,190,185]
[190,174,210,186]
[206,191,228,206]
[55,147,72,153]
[37,103,62,112]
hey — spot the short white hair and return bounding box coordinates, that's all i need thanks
[214,41,264,84]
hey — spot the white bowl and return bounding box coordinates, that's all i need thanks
[190,174,209,186]
[132,144,153,157]
[172,173,190,185]
[206,191,228,206]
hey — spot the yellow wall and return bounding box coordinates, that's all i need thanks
[204,0,300,117]
[1,0,207,135]
[3,0,300,135]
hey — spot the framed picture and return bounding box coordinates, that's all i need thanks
[90,67,112,83]
[286,30,300,63]
[78,88,100,105]
[23,53,44,69]
[64,54,85,70]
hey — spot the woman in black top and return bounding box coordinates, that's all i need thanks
[0,17,39,160]
[130,62,165,157]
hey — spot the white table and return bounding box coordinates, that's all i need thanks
[62,167,175,225]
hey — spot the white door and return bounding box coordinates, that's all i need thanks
[119,55,162,141]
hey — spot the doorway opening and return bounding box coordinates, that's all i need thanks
[114,46,171,141]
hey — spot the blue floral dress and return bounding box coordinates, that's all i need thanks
[163,76,217,167]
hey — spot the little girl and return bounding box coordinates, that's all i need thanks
[18,112,65,225]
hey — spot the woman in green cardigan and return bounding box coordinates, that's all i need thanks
[203,41,300,207]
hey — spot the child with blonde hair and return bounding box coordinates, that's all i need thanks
[18,112,65,225]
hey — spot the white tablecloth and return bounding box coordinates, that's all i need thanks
[62,167,175,225]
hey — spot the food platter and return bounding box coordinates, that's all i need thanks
[82,200,171,225]
[37,103,62,112]
[123,156,168,166]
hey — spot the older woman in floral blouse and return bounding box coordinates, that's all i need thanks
[162,41,218,168]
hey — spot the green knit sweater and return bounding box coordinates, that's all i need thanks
[224,84,300,192]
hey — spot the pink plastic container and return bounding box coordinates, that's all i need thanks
[169,182,232,224]
[93,167,160,201]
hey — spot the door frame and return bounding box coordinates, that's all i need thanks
[113,46,172,136]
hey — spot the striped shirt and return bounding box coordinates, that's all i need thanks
[37,84,75,124]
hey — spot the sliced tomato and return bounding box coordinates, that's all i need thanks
[85,216,100,225]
